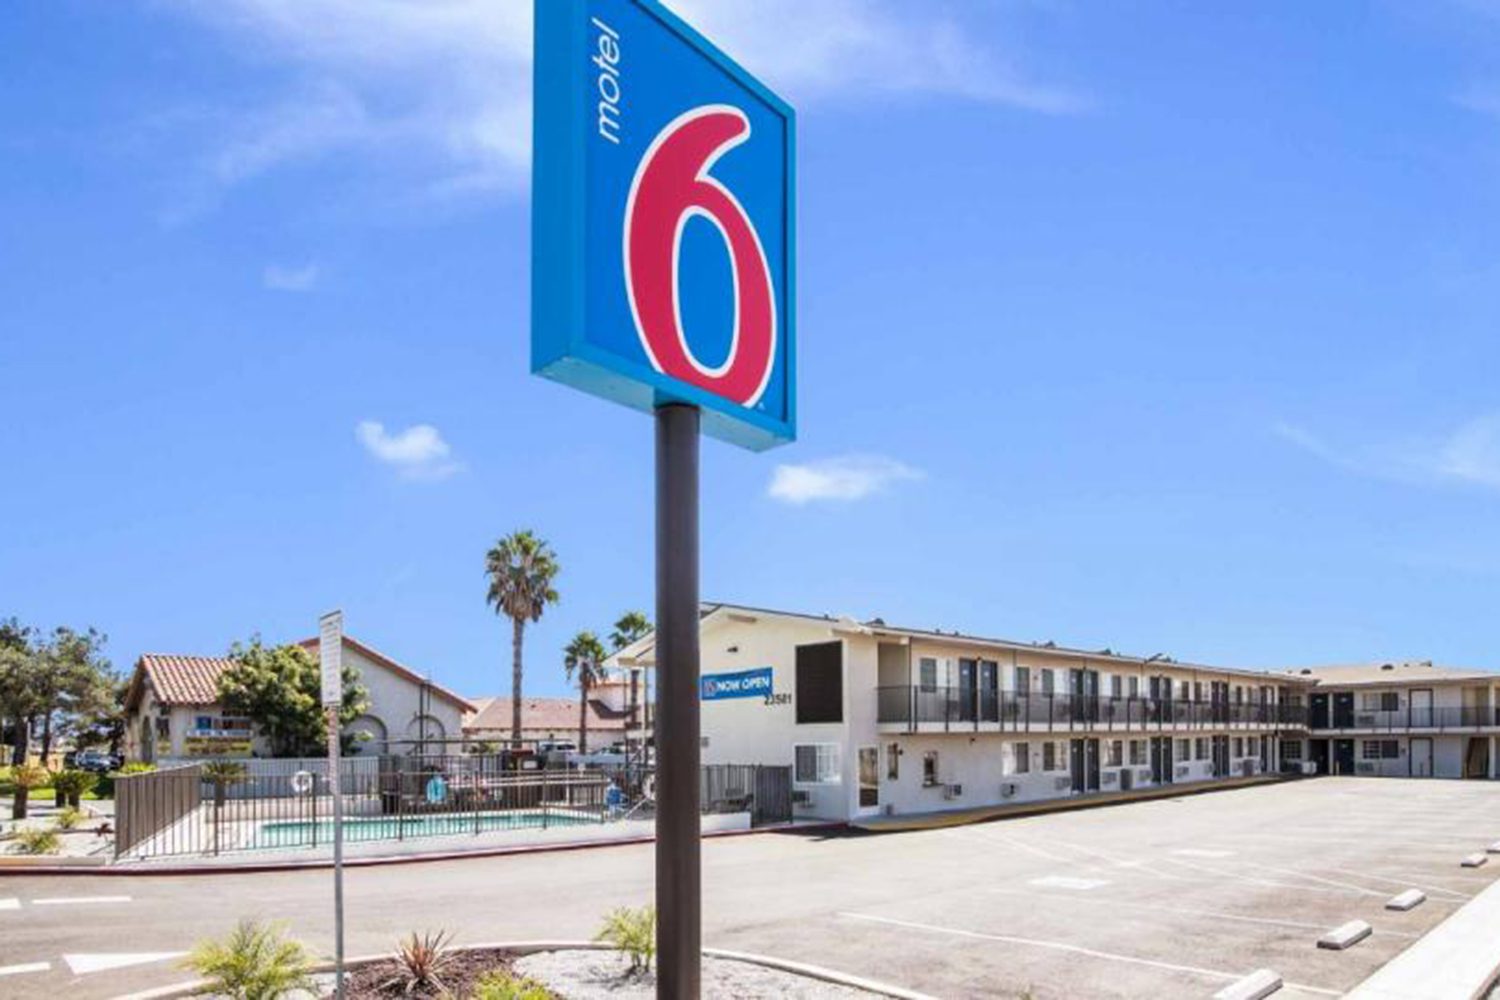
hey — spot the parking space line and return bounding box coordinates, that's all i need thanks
[1154,855,1368,896]
[987,887,1420,939]
[0,962,50,977]
[0,898,19,911]
[1317,867,1469,901]
[1052,840,1205,883]
[1233,862,1385,897]
[32,896,132,906]
[838,911,1341,996]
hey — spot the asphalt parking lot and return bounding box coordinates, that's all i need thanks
[2,777,1498,998]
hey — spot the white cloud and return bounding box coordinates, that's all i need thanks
[1275,415,1500,492]
[356,420,460,480]
[768,454,922,504]
[262,262,320,292]
[160,0,1081,204]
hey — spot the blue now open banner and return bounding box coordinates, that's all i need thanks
[700,667,773,701]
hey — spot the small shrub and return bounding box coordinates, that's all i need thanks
[97,761,155,798]
[8,765,51,820]
[55,806,86,830]
[183,919,313,1000]
[15,828,61,854]
[593,905,656,973]
[469,970,556,1000]
[53,769,97,808]
[383,929,458,995]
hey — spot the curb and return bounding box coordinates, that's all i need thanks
[0,822,848,878]
[111,940,932,1000]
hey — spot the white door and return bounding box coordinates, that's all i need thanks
[1410,689,1433,728]
[1411,737,1433,777]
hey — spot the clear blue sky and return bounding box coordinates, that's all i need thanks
[5,1,1500,699]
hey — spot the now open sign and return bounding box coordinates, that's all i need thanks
[700,667,774,701]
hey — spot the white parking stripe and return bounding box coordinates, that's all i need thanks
[64,952,186,974]
[32,896,131,906]
[0,962,51,977]
[838,912,1341,996]
[0,898,19,910]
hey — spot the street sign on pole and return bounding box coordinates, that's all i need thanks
[533,3,795,996]
[318,610,346,1000]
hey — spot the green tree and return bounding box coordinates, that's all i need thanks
[609,610,652,654]
[484,530,560,746]
[563,630,607,754]
[0,619,43,765]
[217,638,369,758]
[37,626,116,763]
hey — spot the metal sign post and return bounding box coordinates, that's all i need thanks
[655,403,700,996]
[318,610,346,1000]
[531,4,795,996]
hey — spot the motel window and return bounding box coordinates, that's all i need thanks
[1041,670,1055,696]
[1177,739,1191,761]
[1194,681,1204,703]
[1015,666,1031,693]
[794,743,840,784]
[195,715,215,732]
[887,743,900,781]
[1280,739,1302,761]
[1178,681,1190,700]
[1363,740,1399,760]
[1247,737,1259,757]
[918,658,938,693]
[1234,686,1244,704]
[1128,676,1140,699]
[1195,738,1208,760]
[922,751,940,787]
[1106,740,1122,767]
[1233,737,1244,758]
[1014,742,1031,774]
[795,642,843,724]
[1360,692,1400,712]
[1109,675,1122,698]
[155,716,170,739]
[1129,740,1145,766]
[1043,742,1058,771]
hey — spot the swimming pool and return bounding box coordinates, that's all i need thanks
[246,809,601,850]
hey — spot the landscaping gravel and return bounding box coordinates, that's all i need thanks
[514,950,884,999]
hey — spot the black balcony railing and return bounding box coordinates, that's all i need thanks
[1311,705,1500,732]
[875,686,1308,731]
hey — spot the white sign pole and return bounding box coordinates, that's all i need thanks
[318,610,346,1000]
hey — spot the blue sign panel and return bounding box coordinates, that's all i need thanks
[701,667,774,701]
[532,0,796,451]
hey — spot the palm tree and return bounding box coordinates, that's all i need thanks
[563,631,607,754]
[485,531,560,746]
[609,611,652,654]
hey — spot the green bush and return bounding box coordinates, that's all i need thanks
[182,919,313,1000]
[96,761,154,798]
[14,828,61,854]
[593,905,656,973]
[53,769,97,808]
[469,970,557,1000]
[55,806,86,830]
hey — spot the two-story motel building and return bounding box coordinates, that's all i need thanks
[612,603,1500,823]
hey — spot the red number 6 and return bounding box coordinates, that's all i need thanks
[624,105,777,408]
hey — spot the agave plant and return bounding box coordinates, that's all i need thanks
[382,929,458,996]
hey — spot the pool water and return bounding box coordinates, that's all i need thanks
[246,809,600,850]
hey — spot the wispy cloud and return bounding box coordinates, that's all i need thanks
[262,262,320,292]
[356,420,460,480]
[768,454,922,505]
[1275,415,1500,491]
[158,0,1082,207]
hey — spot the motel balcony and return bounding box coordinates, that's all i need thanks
[875,686,1308,734]
[1307,706,1500,734]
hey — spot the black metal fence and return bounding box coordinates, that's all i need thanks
[114,757,791,860]
[1317,706,1500,731]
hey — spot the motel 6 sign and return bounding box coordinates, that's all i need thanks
[532,0,796,450]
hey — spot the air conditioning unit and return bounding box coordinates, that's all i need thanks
[943,783,963,800]
[791,790,811,805]
[1000,782,1018,798]
[1175,765,1190,778]
[1356,714,1376,726]
[1356,762,1376,775]
[1102,771,1118,786]
[1053,776,1072,791]
[1300,761,1317,775]
[1138,768,1152,782]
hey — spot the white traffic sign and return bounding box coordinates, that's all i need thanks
[319,610,343,707]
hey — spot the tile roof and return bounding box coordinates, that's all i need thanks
[137,654,232,706]
[294,635,476,713]
[464,696,630,735]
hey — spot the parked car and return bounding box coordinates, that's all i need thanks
[73,750,120,773]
